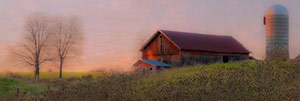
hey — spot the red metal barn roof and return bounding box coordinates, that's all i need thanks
[141,30,250,54]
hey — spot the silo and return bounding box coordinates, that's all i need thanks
[264,5,289,60]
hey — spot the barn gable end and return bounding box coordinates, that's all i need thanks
[141,31,181,64]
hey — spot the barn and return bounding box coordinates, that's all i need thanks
[139,30,250,66]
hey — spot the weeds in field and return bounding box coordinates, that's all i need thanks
[1,61,300,100]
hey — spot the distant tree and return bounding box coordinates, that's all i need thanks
[12,14,52,79]
[51,16,83,79]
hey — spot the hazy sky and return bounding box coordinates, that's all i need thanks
[1,0,300,72]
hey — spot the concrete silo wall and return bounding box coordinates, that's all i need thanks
[265,14,289,60]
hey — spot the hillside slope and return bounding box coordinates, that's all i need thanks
[133,61,300,100]
[2,61,300,100]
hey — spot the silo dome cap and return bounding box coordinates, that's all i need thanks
[265,4,288,15]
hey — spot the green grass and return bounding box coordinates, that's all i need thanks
[0,72,108,79]
[131,61,300,100]
[0,72,107,97]
[0,77,45,96]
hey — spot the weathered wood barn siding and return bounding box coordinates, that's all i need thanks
[142,33,181,65]
[140,30,250,66]
[181,51,249,65]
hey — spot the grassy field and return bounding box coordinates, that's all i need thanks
[0,61,299,100]
[0,72,107,100]
[0,72,108,79]
[0,77,45,96]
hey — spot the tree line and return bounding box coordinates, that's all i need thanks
[11,13,83,79]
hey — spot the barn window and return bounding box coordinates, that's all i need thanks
[150,67,153,70]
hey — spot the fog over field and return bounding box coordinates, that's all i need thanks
[1,0,300,72]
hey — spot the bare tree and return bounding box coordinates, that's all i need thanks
[13,14,52,79]
[51,16,83,79]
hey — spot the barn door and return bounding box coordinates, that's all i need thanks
[223,56,229,63]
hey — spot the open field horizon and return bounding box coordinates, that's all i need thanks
[0,72,109,79]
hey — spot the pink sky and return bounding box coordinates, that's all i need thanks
[1,0,300,72]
